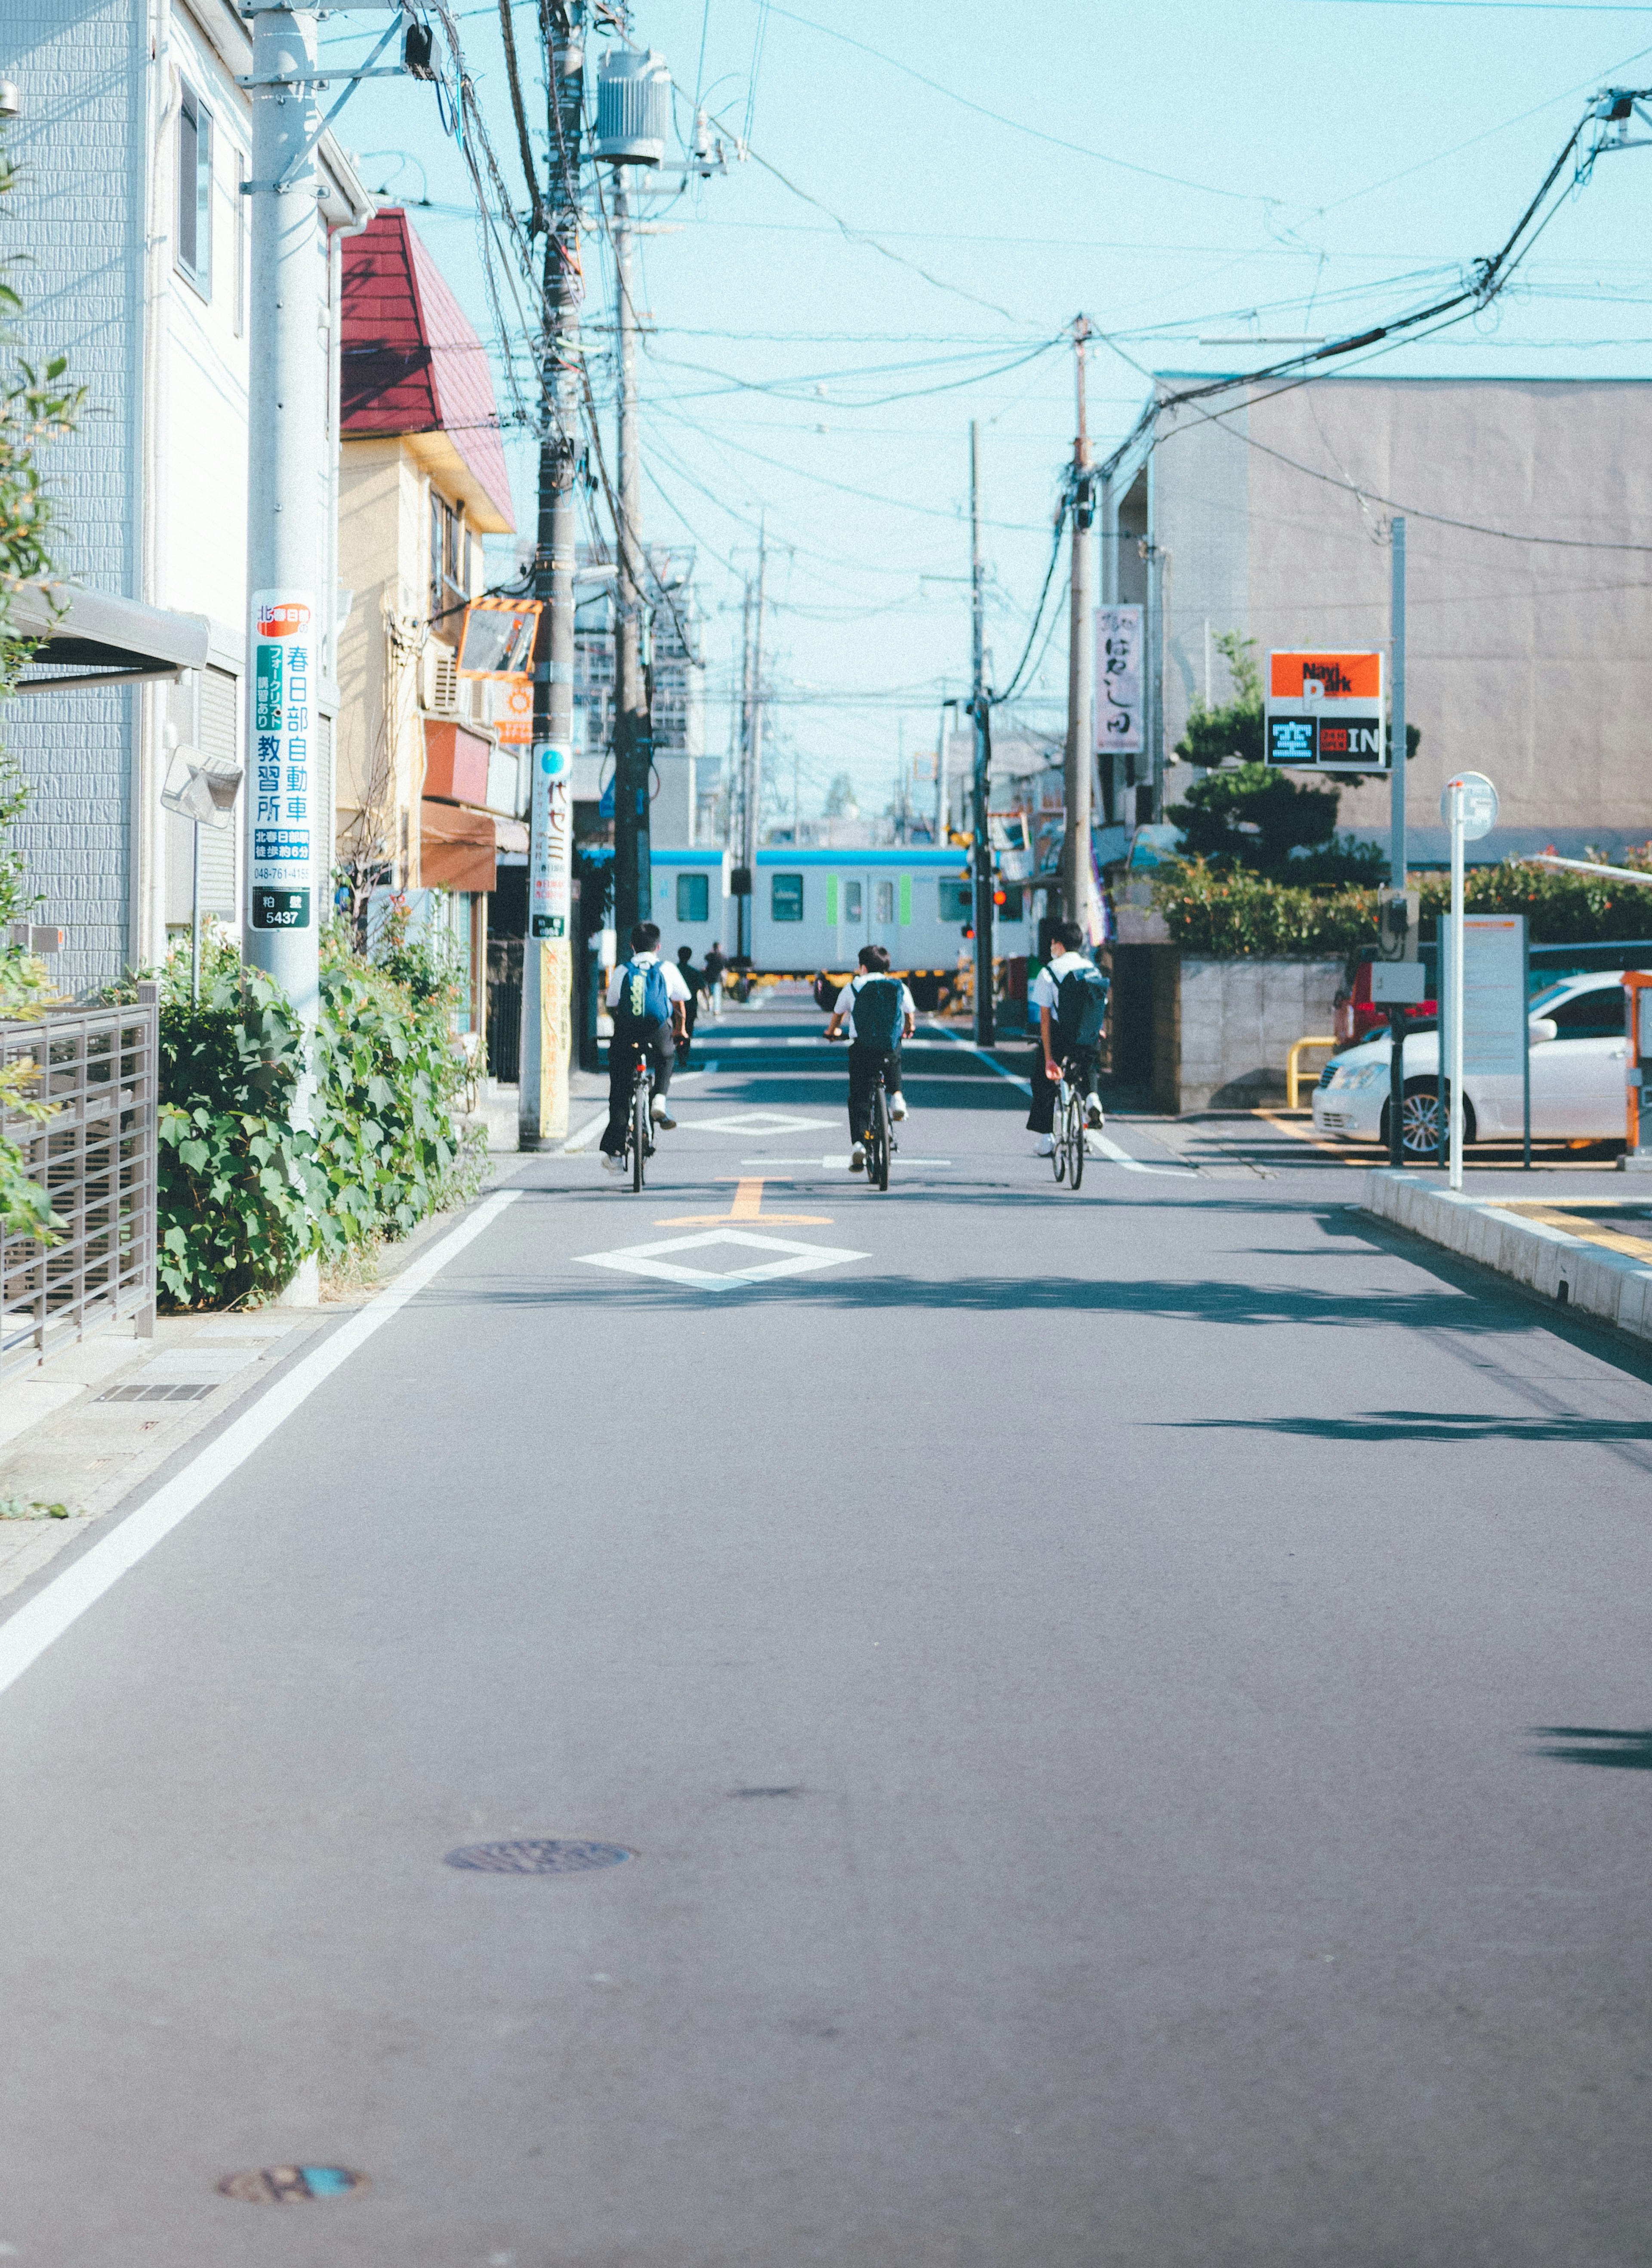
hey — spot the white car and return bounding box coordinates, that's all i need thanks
[1312,971,1634,1158]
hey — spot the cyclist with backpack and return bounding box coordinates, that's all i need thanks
[1027,920,1110,1157]
[600,921,691,1175]
[823,943,916,1173]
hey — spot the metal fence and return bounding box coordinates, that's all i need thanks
[0,985,157,1381]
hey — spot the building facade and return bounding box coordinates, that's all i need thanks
[2,0,371,991]
[1101,375,1652,860]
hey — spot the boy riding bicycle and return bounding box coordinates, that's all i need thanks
[600,922,690,1174]
[823,944,915,1173]
[1026,920,1110,1158]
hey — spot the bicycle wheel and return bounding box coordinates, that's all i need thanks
[632,1080,648,1191]
[1067,1095,1085,1190]
[871,1084,891,1191]
[1052,1087,1068,1182]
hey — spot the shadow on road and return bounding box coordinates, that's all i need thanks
[1166,1412,1652,1443]
[1530,1728,1652,1769]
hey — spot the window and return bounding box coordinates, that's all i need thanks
[429,492,466,624]
[940,879,972,923]
[177,83,213,295]
[771,872,804,922]
[874,879,894,924]
[843,879,862,922]
[677,871,709,923]
[1548,985,1626,1040]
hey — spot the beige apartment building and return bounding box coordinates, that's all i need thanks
[1101,375,1652,860]
[334,208,524,1027]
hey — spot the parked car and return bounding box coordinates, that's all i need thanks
[1314,971,1639,1156]
[1333,937,1652,1049]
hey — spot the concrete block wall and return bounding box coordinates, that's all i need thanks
[1177,956,1343,1111]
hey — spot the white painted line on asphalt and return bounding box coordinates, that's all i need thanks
[575,1228,867,1290]
[562,1109,610,1153]
[688,1110,835,1134]
[919,1022,1196,1176]
[0,1189,524,1706]
[740,1157,954,1168]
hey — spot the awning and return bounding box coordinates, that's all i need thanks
[420,801,528,892]
[9,582,213,692]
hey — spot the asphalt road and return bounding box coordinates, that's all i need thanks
[3,995,1652,2265]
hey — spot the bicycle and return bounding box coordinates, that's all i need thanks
[860,1056,900,1192]
[621,1053,656,1192]
[1051,1071,1085,1191]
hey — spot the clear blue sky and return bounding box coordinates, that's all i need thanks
[323,0,1652,819]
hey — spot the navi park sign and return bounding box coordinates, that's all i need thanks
[1265,651,1387,771]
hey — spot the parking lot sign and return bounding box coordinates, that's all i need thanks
[1265,650,1386,770]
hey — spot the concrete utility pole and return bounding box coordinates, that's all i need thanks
[609,169,652,941]
[243,0,327,1298]
[736,535,766,964]
[969,420,995,1046]
[521,4,586,1148]
[1060,314,1094,939]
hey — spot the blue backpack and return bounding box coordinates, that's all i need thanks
[1055,963,1110,1047]
[851,974,905,1050]
[613,957,672,1036]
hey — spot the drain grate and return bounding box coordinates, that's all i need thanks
[444,1839,632,1874]
[98,1382,216,1404]
[218,2166,368,2204]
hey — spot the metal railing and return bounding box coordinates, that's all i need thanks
[0,984,157,1381]
[1286,1034,1338,1110]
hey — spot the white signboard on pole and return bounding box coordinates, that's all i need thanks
[1094,605,1143,755]
[529,742,572,940]
[249,589,317,933]
[1441,915,1527,1078]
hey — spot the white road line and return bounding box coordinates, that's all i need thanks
[562,1108,610,1153]
[0,1189,524,1705]
[918,1022,1194,1177]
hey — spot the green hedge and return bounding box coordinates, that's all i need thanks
[1147,852,1652,958]
[153,927,486,1308]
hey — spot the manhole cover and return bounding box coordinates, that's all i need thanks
[98,1382,216,1403]
[444,1839,632,1874]
[218,2166,367,2203]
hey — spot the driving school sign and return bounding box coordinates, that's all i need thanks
[1265,650,1386,771]
[249,589,316,929]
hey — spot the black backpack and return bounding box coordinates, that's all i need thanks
[1055,963,1110,1047]
[852,974,905,1049]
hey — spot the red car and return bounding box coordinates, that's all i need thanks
[1334,944,1438,1047]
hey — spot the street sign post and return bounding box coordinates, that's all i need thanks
[1439,771,1500,1189]
[1265,651,1386,771]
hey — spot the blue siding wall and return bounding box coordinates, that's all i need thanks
[3,0,147,987]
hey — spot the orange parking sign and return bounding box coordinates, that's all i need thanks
[1269,651,1383,700]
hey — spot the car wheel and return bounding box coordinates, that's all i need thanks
[1383,1079,1476,1160]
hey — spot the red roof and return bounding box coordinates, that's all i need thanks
[340,209,514,531]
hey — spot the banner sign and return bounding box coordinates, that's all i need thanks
[456,599,541,747]
[1265,649,1386,771]
[529,742,571,941]
[1094,606,1143,756]
[249,588,316,931]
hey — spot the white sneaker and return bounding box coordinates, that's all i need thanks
[850,1145,866,1172]
[1036,1134,1054,1157]
[890,1094,908,1121]
[651,1100,676,1129]
[1085,1098,1105,1129]
[601,1153,625,1174]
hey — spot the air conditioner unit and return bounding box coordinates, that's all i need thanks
[423,645,459,716]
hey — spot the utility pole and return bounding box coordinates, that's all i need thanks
[1060,314,1094,939]
[608,167,652,941]
[243,0,326,1298]
[736,534,766,964]
[969,420,994,1047]
[521,4,585,1148]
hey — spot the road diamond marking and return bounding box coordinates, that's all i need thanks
[681,1111,836,1135]
[573,1229,867,1290]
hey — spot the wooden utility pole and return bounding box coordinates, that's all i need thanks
[1060,314,1094,939]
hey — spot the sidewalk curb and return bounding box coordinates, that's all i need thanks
[1362,1167,1652,1343]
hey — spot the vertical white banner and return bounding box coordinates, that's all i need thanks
[528,742,572,941]
[1094,604,1143,756]
[249,588,317,932]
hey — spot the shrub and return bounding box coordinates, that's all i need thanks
[150,926,487,1309]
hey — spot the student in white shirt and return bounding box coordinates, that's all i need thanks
[823,943,916,1172]
[1027,919,1108,1156]
[600,922,692,1172]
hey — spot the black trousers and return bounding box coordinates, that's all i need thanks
[603,1025,675,1154]
[848,1043,903,1141]
[1027,1043,1100,1135]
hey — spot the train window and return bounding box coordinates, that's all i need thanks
[939,880,971,923]
[772,872,804,922]
[844,880,863,921]
[676,872,709,923]
[874,880,894,923]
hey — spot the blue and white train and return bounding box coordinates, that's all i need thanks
[642,845,1035,992]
